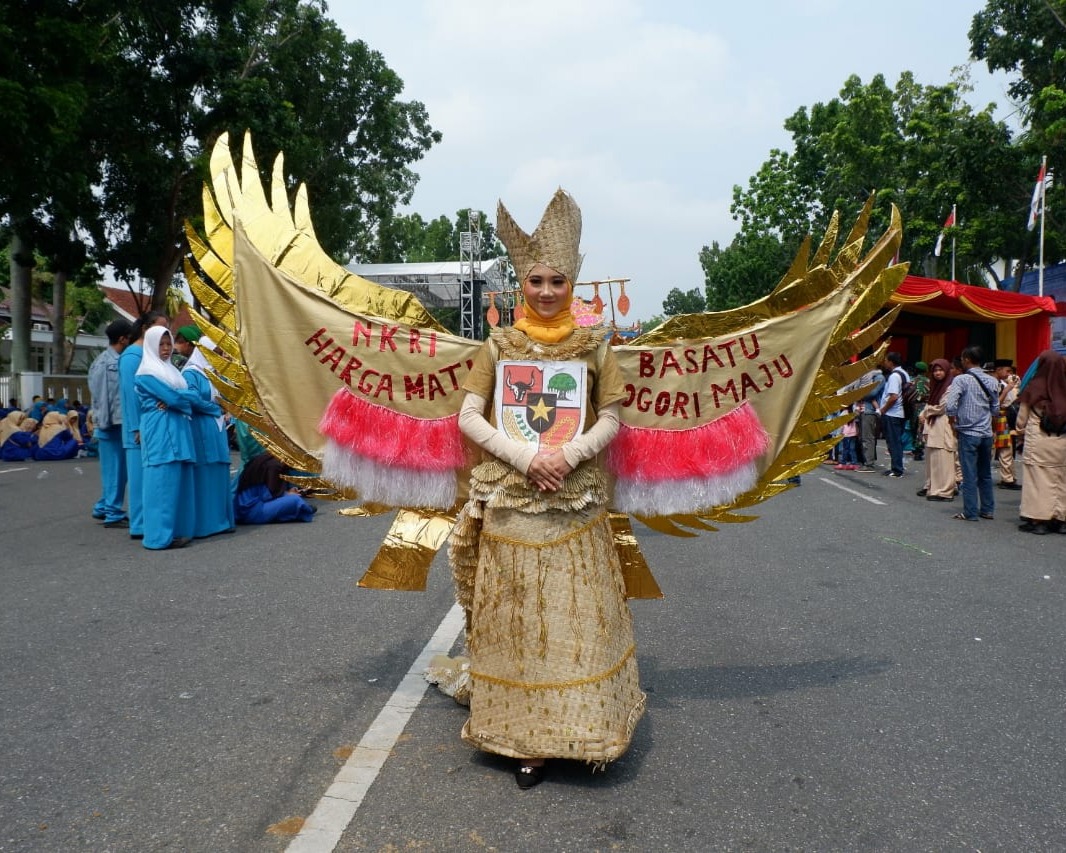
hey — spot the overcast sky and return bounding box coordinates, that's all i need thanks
[330,1,1014,322]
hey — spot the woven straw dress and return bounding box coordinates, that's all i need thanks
[449,326,646,764]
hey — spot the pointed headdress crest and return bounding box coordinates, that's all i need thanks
[496,189,583,284]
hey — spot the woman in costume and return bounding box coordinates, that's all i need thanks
[234,452,317,524]
[135,327,197,550]
[1015,350,1066,534]
[33,410,81,461]
[916,359,956,501]
[182,339,236,537]
[449,190,644,789]
[1,416,38,461]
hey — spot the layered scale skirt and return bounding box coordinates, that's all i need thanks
[454,498,645,764]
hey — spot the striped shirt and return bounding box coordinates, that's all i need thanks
[944,369,999,437]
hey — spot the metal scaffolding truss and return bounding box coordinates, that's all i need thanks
[459,211,483,339]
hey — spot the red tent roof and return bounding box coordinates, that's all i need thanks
[890,275,1058,320]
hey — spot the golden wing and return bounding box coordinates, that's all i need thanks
[185,133,905,596]
[615,196,906,537]
[184,131,469,495]
[185,132,479,592]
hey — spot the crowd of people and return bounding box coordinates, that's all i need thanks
[0,397,89,462]
[4,314,316,550]
[830,345,1066,532]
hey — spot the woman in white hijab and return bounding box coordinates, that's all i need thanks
[135,327,197,549]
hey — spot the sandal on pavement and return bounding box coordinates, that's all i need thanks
[953,513,978,522]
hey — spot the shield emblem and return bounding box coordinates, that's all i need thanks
[525,393,557,433]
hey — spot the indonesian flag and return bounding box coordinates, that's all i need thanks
[1028,161,1048,231]
[934,207,955,257]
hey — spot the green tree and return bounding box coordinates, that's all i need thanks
[728,72,1028,287]
[547,372,578,401]
[699,233,797,311]
[639,314,665,335]
[372,208,505,263]
[0,0,112,372]
[94,0,441,307]
[970,0,1066,279]
[661,287,707,315]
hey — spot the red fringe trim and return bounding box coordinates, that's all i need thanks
[318,389,465,472]
[607,401,769,482]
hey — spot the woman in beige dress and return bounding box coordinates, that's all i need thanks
[1016,350,1066,534]
[449,190,644,788]
[917,359,956,500]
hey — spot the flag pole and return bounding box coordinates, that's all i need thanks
[1038,155,1047,297]
[950,203,957,282]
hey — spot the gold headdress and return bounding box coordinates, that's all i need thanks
[496,188,583,284]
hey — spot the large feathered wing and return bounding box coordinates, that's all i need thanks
[185,133,905,595]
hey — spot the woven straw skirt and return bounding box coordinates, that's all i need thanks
[459,503,646,763]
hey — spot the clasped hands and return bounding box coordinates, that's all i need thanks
[527,448,572,492]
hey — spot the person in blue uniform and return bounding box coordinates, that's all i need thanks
[234,452,317,524]
[135,326,197,550]
[0,416,38,461]
[118,311,169,540]
[89,319,133,527]
[33,411,81,460]
[180,335,235,537]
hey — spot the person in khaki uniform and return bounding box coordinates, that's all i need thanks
[917,359,957,501]
[1016,350,1066,534]
[993,358,1021,489]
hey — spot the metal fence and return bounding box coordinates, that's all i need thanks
[0,374,92,408]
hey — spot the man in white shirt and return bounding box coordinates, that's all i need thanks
[877,352,908,478]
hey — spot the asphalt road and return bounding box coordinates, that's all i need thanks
[1,456,1063,852]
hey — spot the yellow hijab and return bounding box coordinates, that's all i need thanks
[0,411,25,444]
[37,411,67,446]
[513,277,576,344]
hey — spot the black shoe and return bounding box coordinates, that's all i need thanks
[103,518,129,529]
[1031,525,1050,535]
[130,534,144,541]
[91,512,106,520]
[515,764,544,789]
[926,495,952,502]
[916,488,928,497]
[998,481,1022,491]
[166,537,191,550]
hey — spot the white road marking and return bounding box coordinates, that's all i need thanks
[286,602,466,853]
[0,467,28,474]
[818,476,887,506]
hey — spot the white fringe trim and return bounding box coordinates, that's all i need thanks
[611,463,758,515]
[321,439,457,509]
